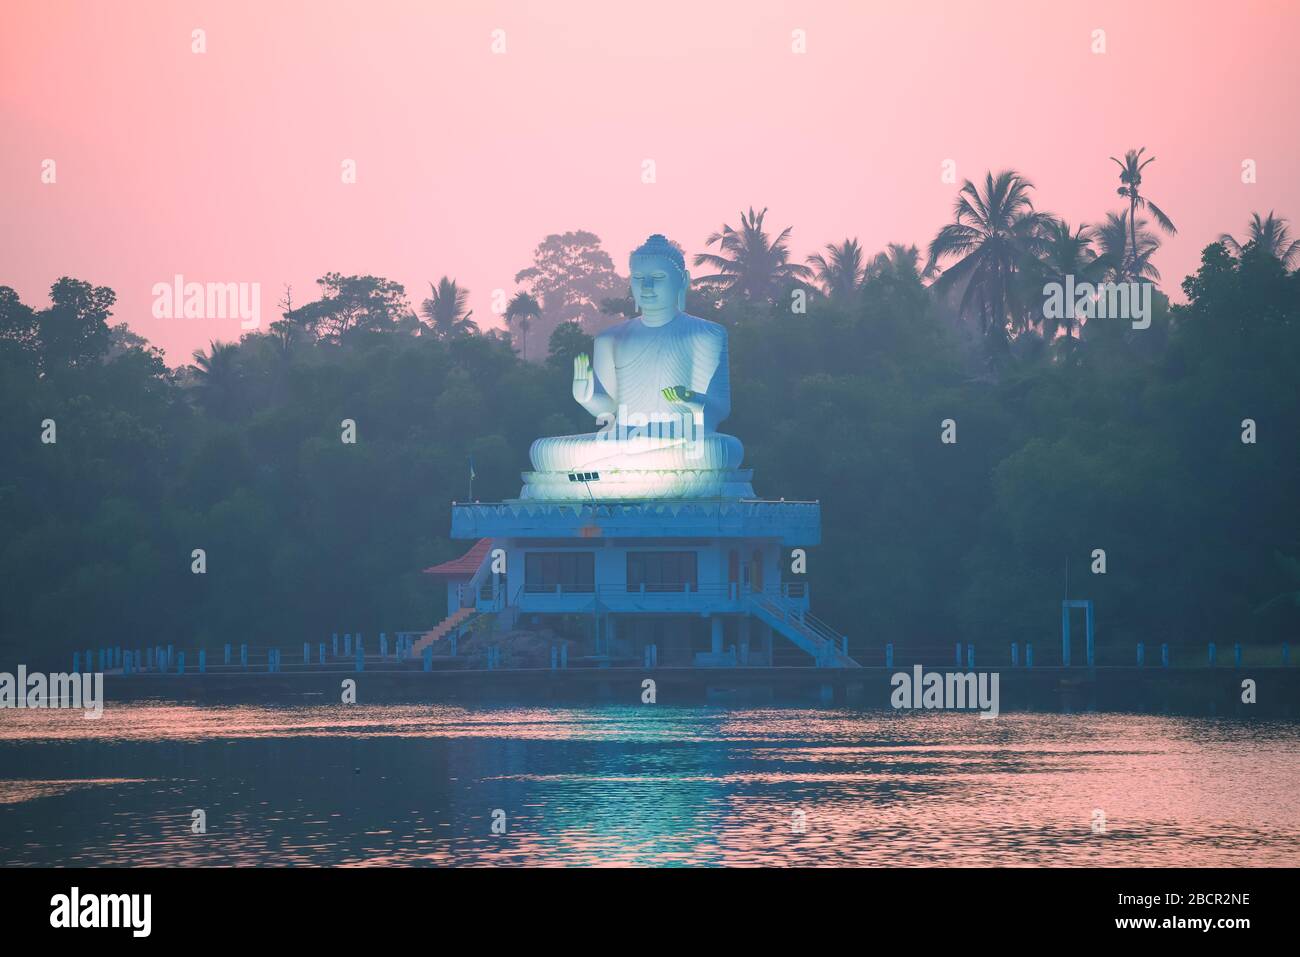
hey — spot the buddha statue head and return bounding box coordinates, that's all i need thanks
[629,234,688,325]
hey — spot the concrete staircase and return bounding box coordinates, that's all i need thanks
[747,594,859,667]
[411,606,477,655]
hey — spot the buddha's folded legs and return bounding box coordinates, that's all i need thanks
[530,432,744,472]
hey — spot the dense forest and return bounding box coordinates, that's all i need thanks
[2,161,1298,664]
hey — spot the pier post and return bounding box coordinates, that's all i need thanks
[967,644,975,669]
[561,644,568,669]
[1234,643,1242,668]
[651,644,657,667]
[357,634,363,655]
[332,633,339,657]
[1026,643,1034,668]
[1208,642,1216,667]
[177,652,185,675]
[224,643,231,665]
[303,642,309,664]
[268,649,274,672]
[344,634,352,656]
[380,634,388,659]
[886,643,894,669]
[199,650,206,674]
[423,647,432,672]
[1161,643,1169,668]
[1137,642,1144,667]
[1086,628,1094,668]
[240,644,248,669]
[319,643,326,665]
[122,651,128,675]
[643,645,650,668]
[1061,605,1070,667]
[1011,642,1018,668]
[167,644,174,668]
[146,647,154,670]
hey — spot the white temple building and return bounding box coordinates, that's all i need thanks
[424,234,857,668]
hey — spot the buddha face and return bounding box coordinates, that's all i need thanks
[630,253,687,322]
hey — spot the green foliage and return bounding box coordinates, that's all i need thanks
[2,236,1297,664]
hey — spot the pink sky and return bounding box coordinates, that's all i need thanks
[3,0,1298,364]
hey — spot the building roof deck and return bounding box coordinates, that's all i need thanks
[450,499,820,546]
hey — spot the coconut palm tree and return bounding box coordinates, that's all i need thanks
[693,207,812,303]
[926,170,1054,339]
[505,291,542,360]
[190,340,242,416]
[1096,211,1162,284]
[807,238,866,301]
[420,277,477,339]
[1221,211,1300,268]
[1027,220,1104,341]
[1110,147,1176,278]
[867,243,926,283]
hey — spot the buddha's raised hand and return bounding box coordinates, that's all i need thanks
[572,353,595,403]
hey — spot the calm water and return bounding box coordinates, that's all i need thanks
[1,703,1298,866]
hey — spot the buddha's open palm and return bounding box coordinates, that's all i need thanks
[662,385,703,418]
[572,353,595,403]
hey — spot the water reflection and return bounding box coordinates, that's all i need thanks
[0,704,1297,866]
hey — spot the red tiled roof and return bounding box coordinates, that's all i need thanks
[423,538,493,577]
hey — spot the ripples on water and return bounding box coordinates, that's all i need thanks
[0,704,1297,866]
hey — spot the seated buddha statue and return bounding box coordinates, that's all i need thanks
[524,234,748,499]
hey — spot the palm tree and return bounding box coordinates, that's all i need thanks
[867,243,926,283]
[693,207,812,303]
[505,291,542,360]
[927,170,1054,339]
[1096,211,1162,284]
[1221,211,1300,268]
[190,340,241,415]
[420,277,477,339]
[1028,220,1103,341]
[1110,147,1176,279]
[807,238,866,301]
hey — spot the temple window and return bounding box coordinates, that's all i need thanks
[524,552,595,593]
[627,551,698,592]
